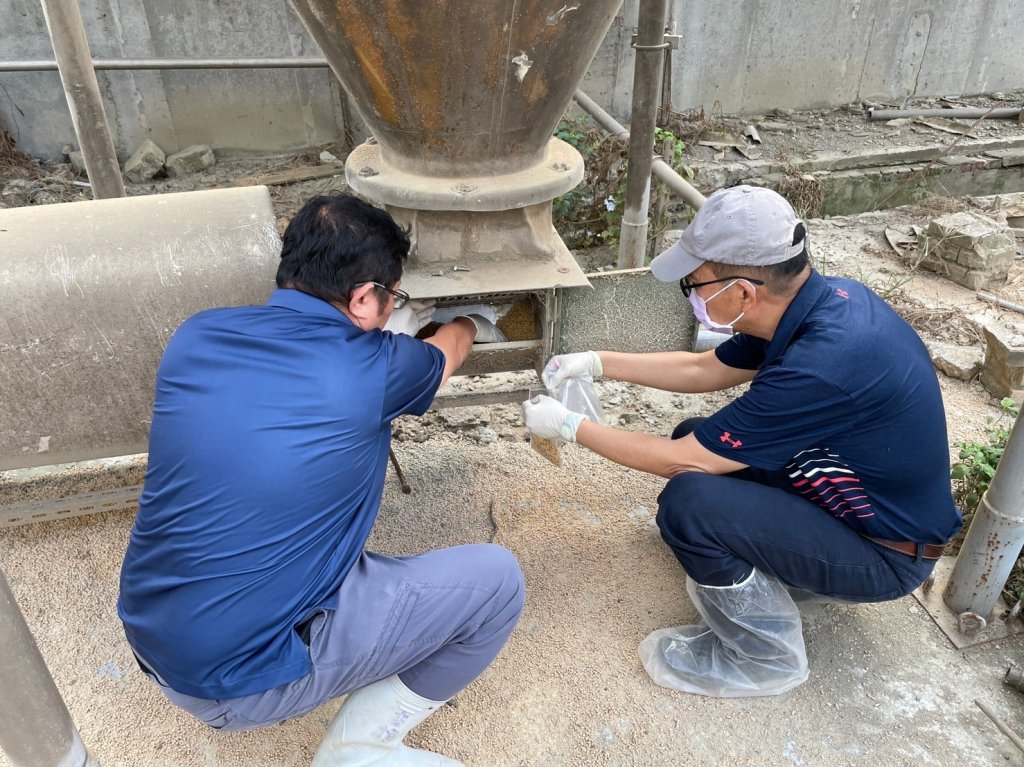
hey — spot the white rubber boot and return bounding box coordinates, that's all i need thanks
[311,675,464,767]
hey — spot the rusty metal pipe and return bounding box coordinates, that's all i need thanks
[976,699,1024,755]
[944,412,1024,619]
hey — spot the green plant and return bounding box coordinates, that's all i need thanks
[551,116,628,249]
[554,116,595,159]
[653,128,689,173]
[951,397,1019,522]
[551,117,695,252]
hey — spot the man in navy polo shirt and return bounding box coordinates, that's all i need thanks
[119,193,523,766]
[523,185,960,698]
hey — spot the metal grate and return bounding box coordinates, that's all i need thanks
[1,485,141,528]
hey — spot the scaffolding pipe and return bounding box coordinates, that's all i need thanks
[0,569,99,767]
[572,90,705,212]
[617,0,669,270]
[0,58,330,72]
[944,412,1024,619]
[40,0,124,199]
[868,106,1021,121]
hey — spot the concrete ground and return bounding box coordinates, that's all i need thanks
[2,434,1024,767]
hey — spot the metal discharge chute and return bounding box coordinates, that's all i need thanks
[288,0,623,301]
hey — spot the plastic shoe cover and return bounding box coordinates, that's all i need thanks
[639,569,808,698]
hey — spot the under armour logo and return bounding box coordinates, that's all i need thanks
[836,288,849,298]
[720,431,742,448]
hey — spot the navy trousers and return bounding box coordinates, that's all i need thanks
[657,418,935,602]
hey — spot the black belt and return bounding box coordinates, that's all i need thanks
[864,536,946,561]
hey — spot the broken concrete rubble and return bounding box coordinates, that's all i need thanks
[928,341,984,382]
[918,211,1016,290]
[985,148,1024,168]
[165,144,216,178]
[982,325,1024,398]
[123,139,165,183]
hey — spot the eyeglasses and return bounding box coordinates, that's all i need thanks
[356,281,410,309]
[679,276,765,298]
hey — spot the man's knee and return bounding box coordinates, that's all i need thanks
[471,543,525,615]
[656,472,721,541]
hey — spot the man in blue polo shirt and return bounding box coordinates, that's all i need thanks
[523,185,961,698]
[119,193,523,766]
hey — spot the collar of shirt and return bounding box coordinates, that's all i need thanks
[761,270,831,361]
[266,287,353,325]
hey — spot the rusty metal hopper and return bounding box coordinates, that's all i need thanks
[289,0,622,298]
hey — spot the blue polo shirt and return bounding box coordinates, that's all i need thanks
[695,271,961,545]
[118,288,446,699]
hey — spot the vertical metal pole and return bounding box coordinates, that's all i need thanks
[0,569,99,767]
[40,0,125,199]
[944,413,1024,618]
[617,0,669,270]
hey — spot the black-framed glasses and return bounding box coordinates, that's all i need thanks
[679,276,765,298]
[356,281,410,309]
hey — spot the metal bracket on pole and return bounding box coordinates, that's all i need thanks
[630,33,681,50]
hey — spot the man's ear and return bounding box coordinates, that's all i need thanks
[346,282,380,324]
[738,279,760,307]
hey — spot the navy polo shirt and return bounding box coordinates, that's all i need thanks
[694,271,961,544]
[118,288,446,699]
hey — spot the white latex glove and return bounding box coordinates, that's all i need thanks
[384,299,436,336]
[522,394,587,442]
[457,314,507,344]
[542,351,603,389]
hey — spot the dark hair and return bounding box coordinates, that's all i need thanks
[708,222,810,294]
[275,193,409,305]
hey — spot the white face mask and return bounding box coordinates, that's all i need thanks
[687,279,753,334]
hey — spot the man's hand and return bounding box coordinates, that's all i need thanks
[457,314,507,344]
[384,299,436,336]
[542,351,603,389]
[522,395,586,442]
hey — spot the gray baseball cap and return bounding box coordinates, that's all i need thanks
[650,185,806,282]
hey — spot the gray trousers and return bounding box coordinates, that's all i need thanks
[157,543,525,731]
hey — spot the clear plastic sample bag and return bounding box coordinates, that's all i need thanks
[529,376,604,466]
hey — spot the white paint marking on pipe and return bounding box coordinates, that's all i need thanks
[511,52,533,82]
[546,5,579,25]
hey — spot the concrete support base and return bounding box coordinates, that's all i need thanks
[913,556,1024,649]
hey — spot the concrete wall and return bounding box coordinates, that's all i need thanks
[0,0,349,161]
[598,0,1024,119]
[2,0,1022,161]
